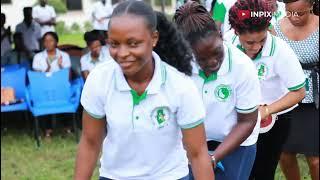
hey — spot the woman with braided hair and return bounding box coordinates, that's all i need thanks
[173,2,261,179]
[225,0,306,179]
[274,0,319,179]
[74,1,214,179]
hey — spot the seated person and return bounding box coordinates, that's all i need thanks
[1,32,34,67]
[80,31,109,80]
[32,31,71,73]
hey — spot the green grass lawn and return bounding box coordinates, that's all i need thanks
[1,126,312,180]
[58,33,86,48]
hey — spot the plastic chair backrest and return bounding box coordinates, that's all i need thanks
[1,67,27,99]
[2,64,20,72]
[27,68,71,107]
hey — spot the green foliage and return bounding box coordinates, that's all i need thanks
[83,21,93,32]
[48,0,67,14]
[56,21,71,35]
[34,0,67,14]
[154,0,172,6]
[70,22,81,33]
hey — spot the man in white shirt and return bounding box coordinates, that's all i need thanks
[1,13,11,57]
[33,0,56,36]
[16,7,42,52]
[91,0,113,31]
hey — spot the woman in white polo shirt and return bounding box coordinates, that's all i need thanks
[74,1,214,180]
[32,32,71,73]
[225,0,306,179]
[173,2,261,180]
[80,31,111,80]
[32,31,71,138]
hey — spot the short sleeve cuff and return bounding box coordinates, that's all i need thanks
[85,109,105,120]
[236,106,258,114]
[288,81,306,91]
[180,119,204,129]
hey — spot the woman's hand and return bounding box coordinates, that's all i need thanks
[259,105,270,120]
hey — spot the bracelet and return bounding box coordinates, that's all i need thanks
[211,155,216,168]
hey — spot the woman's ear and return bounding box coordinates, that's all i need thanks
[152,30,159,48]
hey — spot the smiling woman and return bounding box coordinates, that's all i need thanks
[73,1,214,180]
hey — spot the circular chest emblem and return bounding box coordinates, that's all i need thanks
[214,84,232,102]
[151,106,170,128]
[257,62,268,80]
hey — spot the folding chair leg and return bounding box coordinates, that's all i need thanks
[34,117,41,147]
[72,113,79,142]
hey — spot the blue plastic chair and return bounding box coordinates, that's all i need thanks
[1,64,20,72]
[1,67,29,113]
[25,68,81,147]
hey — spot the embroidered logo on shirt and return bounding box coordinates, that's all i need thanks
[215,84,232,102]
[151,106,170,128]
[257,62,268,80]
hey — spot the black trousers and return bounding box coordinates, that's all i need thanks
[249,112,291,180]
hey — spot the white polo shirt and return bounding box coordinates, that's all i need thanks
[191,43,261,146]
[32,5,56,36]
[32,48,71,73]
[80,46,112,72]
[81,52,206,179]
[224,30,306,114]
[16,21,42,51]
[91,1,113,31]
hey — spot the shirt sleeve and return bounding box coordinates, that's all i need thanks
[213,1,226,22]
[275,41,306,91]
[80,55,89,72]
[62,52,71,68]
[32,53,46,72]
[235,60,261,113]
[50,6,57,18]
[35,23,42,39]
[80,69,106,119]
[177,77,206,129]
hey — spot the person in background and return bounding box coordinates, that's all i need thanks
[274,0,319,179]
[32,32,71,73]
[1,13,12,57]
[32,32,71,138]
[225,0,306,179]
[91,0,113,34]
[33,0,56,36]
[80,31,109,80]
[174,2,261,179]
[2,32,34,67]
[16,7,42,53]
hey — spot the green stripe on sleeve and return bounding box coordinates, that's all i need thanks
[288,81,306,91]
[236,106,258,114]
[181,119,204,129]
[213,2,226,22]
[85,109,105,120]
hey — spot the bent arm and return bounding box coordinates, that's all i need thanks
[74,110,106,180]
[211,110,258,163]
[182,124,215,180]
